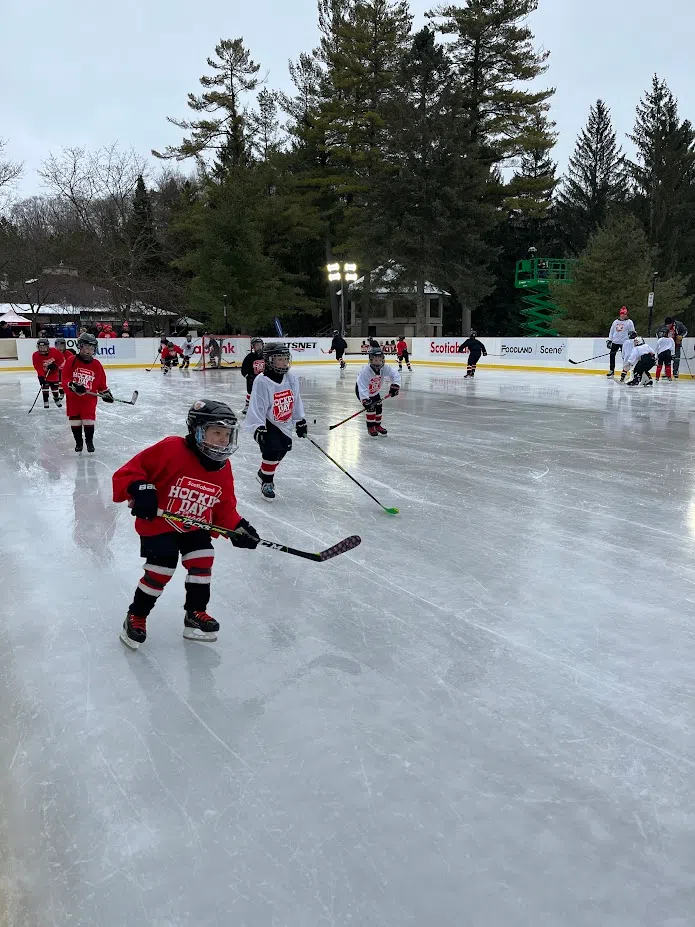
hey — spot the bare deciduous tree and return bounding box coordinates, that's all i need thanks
[0,138,23,208]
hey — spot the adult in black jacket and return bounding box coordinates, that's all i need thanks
[457,331,487,378]
[329,331,348,370]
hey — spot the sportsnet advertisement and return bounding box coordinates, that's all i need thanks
[412,337,569,366]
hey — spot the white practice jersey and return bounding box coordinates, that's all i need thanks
[183,341,196,357]
[356,362,401,401]
[244,371,305,438]
[656,336,675,355]
[621,341,634,365]
[627,343,655,367]
[608,318,636,345]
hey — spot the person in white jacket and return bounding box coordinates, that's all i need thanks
[606,306,636,378]
[625,337,656,387]
[655,332,676,382]
[244,342,307,501]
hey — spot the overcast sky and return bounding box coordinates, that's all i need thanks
[2,0,694,198]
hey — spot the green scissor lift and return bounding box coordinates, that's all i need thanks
[514,258,575,336]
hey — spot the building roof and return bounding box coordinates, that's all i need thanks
[3,302,177,318]
[347,265,449,297]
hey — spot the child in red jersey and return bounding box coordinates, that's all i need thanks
[32,337,64,408]
[61,332,113,453]
[113,400,259,650]
[161,339,184,374]
[53,337,76,399]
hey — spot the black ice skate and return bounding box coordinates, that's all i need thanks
[183,610,219,642]
[620,372,627,382]
[643,379,653,387]
[121,613,147,650]
[627,377,640,386]
[86,440,95,453]
[375,424,388,435]
[606,371,615,378]
[43,400,49,409]
[54,398,62,408]
[257,472,276,501]
[74,442,83,453]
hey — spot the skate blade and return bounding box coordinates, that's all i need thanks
[120,629,140,650]
[183,628,218,642]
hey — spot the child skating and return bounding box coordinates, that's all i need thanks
[113,399,259,649]
[396,337,412,372]
[61,333,113,452]
[32,337,64,408]
[655,331,676,382]
[355,346,401,436]
[240,337,265,415]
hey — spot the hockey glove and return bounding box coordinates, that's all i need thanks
[128,482,158,520]
[295,419,308,438]
[254,426,267,449]
[99,389,114,403]
[389,384,400,398]
[606,340,612,349]
[230,517,260,550]
[45,361,57,372]
[38,376,47,387]
[68,382,86,394]
[362,395,380,411]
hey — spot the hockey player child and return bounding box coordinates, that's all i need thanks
[329,331,348,370]
[245,342,307,501]
[457,331,487,378]
[396,337,412,372]
[606,306,636,378]
[181,334,195,369]
[240,337,265,415]
[661,316,688,377]
[625,336,656,387]
[356,345,401,437]
[53,336,75,399]
[61,332,113,452]
[655,330,676,382]
[161,340,183,374]
[32,337,64,408]
[113,400,259,650]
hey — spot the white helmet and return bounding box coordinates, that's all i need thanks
[634,336,644,346]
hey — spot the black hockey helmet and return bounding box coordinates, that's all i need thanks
[187,399,239,462]
[36,337,50,352]
[251,337,264,352]
[368,345,385,370]
[262,341,291,374]
[470,330,477,338]
[55,336,66,346]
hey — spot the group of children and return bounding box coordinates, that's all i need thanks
[606,307,682,386]
[112,338,401,650]
[32,333,114,451]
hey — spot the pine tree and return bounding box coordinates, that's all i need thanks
[152,38,260,172]
[371,26,495,332]
[505,109,558,221]
[555,100,627,254]
[430,0,554,178]
[627,75,695,278]
[553,212,690,336]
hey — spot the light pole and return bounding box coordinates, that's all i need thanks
[647,273,658,337]
[222,293,228,335]
[327,262,358,335]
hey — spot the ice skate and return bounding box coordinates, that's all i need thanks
[43,399,49,409]
[86,440,95,453]
[257,472,275,501]
[368,424,379,437]
[183,610,219,642]
[120,613,146,650]
[643,379,653,387]
[54,398,62,408]
[375,424,388,435]
[627,377,640,387]
[74,441,83,453]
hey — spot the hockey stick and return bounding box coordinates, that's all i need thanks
[307,437,399,514]
[77,388,139,405]
[329,394,394,431]
[145,350,161,372]
[157,509,361,562]
[27,386,43,414]
[569,352,610,365]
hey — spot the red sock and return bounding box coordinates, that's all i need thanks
[666,365,672,378]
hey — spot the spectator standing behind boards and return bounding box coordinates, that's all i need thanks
[0,320,15,338]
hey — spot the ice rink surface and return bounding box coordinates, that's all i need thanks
[1,362,695,927]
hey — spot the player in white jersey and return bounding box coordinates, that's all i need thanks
[244,342,307,501]
[355,345,401,436]
[606,306,636,378]
[181,334,195,369]
[625,336,656,387]
[655,332,676,381]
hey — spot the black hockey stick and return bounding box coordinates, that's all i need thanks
[329,394,394,431]
[569,352,610,365]
[156,509,360,562]
[78,388,139,405]
[307,437,399,514]
[27,386,43,414]
[145,349,161,372]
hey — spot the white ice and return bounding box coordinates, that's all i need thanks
[1,364,694,926]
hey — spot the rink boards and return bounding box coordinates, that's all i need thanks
[1,336,692,375]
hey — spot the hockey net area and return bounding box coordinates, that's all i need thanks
[187,335,241,371]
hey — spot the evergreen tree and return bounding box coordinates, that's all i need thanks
[152,38,260,172]
[506,109,558,221]
[553,212,690,336]
[555,100,627,255]
[627,75,695,278]
[371,26,495,332]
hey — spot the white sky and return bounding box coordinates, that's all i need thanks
[2,0,694,198]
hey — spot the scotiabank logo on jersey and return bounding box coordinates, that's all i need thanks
[253,359,265,375]
[166,476,222,527]
[369,375,382,395]
[272,389,294,422]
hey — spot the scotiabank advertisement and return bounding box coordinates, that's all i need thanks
[413,337,569,366]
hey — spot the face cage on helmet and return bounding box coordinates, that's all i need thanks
[369,354,385,371]
[194,421,239,462]
[78,342,96,357]
[265,350,291,373]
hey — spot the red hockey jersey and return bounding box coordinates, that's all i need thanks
[161,344,183,360]
[32,347,64,382]
[61,353,107,395]
[112,436,242,537]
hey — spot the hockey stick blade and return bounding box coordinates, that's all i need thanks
[318,534,361,561]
